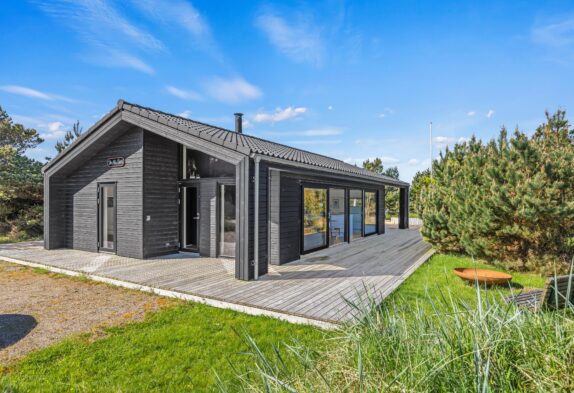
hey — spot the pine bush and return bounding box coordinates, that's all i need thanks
[420,111,574,273]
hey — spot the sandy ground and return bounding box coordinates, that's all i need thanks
[0,260,171,364]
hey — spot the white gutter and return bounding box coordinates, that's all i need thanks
[253,155,261,280]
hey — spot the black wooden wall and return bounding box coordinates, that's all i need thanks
[59,127,144,258]
[142,131,179,257]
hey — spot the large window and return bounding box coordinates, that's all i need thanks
[349,189,363,241]
[364,191,377,235]
[329,188,346,246]
[220,185,236,257]
[303,187,327,251]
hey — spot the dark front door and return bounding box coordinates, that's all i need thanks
[98,183,116,253]
[181,186,199,251]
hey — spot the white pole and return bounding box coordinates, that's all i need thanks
[429,121,433,179]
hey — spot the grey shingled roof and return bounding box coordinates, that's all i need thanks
[120,101,408,186]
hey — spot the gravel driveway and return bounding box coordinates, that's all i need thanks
[0,260,171,364]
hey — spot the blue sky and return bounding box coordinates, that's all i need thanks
[1,0,573,181]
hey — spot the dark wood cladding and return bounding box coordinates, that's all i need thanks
[399,187,410,229]
[268,171,301,265]
[46,176,67,249]
[378,186,386,234]
[143,131,179,257]
[257,162,269,276]
[51,128,144,258]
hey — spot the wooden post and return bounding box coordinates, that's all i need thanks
[399,187,409,229]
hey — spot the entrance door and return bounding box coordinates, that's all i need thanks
[181,186,199,251]
[98,183,116,252]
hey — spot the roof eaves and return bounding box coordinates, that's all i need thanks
[42,102,123,172]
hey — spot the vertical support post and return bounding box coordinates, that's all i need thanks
[253,156,260,280]
[235,156,251,280]
[43,172,50,249]
[399,187,410,229]
[377,186,385,234]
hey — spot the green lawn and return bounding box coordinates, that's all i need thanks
[1,304,325,392]
[388,253,546,315]
[0,254,548,392]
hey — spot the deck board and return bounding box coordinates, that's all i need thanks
[0,227,432,324]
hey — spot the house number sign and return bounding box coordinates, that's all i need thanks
[107,157,125,168]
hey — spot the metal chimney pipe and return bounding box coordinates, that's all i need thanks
[234,113,243,134]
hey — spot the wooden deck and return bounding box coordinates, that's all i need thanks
[0,227,432,325]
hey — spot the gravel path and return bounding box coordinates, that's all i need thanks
[0,260,171,364]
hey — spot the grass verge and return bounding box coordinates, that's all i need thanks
[0,235,41,245]
[0,303,325,392]
[226,254,574,392]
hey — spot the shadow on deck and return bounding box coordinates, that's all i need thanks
[0,227,432,326]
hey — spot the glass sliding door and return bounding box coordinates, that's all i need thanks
[98,183,116,252]
[220,184,236,257]
[349,189,363,241]
[303,187,327,252]
[364,191,377,235]
[329,188,346,246]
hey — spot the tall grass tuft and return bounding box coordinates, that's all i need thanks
[223,282,574,392]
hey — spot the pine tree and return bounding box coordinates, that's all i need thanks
[55,121,82,153]
[420,110,574,273]
[362,159,401,217]
[410,168,431,216]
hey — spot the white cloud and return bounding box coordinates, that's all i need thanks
[327,105,333,110]
[255,12,324,66]
[532,18,574,46]
[254,107,307,122]
[130,0,220,58]
[343,156,399,166]
[290,139,341,145]
[268,128,342,137]
[94,49,155,74]
[434,136,452,144]
[378,107,395,118]
[433,135,469,148]
[36,0,162,74]
[178,110,192,118]
[486,109,495,119]
[467,111,476,117]
[166,85,203,101]
[242,119,254,129]
[38,0,163,50]
[408,158,420,166]
[0,85,74,102]
[40,121,67,140]
[204,77,262,104]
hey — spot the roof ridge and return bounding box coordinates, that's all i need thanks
[118,99,406,185]
[120,100,364,166]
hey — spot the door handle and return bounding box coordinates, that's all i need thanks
[193,215,200,220]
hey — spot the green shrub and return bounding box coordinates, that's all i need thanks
[228,285,574,392]
[11,204,43,238]
[420,110,574,273]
